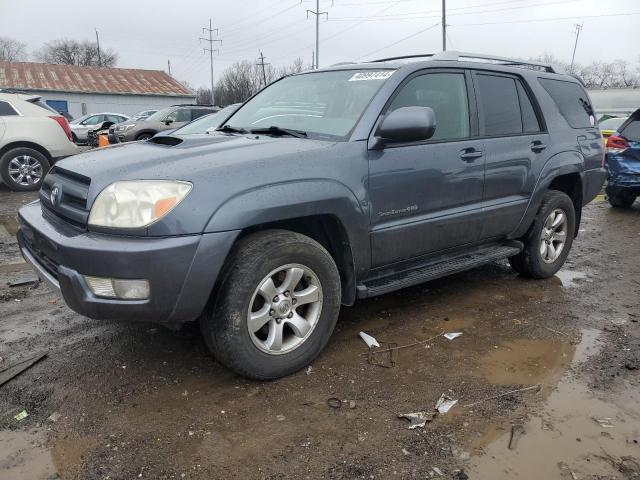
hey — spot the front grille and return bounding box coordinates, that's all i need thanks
[40,166,91,228]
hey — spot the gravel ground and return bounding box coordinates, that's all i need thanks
[0,184,638,480]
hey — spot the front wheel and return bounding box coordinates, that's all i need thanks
[201,230,341,379]
[509,190,576,279]
[0,147,50,192]
[136,133,154,141]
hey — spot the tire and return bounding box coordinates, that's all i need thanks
[71,133,79,144]
[0,147,50,192]
[136,133,154,141]
[509,190,576,279]
[201,229,341,380]
[606,187,636,209]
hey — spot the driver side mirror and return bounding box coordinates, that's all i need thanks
[164,118,174,126]
[373,106,436,149]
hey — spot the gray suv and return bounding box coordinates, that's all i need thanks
[111,105,218,142]
[17,52,605,379]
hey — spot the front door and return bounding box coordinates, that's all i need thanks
[368,70,485,267]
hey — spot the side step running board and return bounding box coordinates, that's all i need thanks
[358,242,522,299]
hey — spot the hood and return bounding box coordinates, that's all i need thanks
[55,133,337,196]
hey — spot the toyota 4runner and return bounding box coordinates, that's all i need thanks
[17,52,605,379]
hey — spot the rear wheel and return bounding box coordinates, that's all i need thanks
[0,147,50,192]
[509,190,575,279]
[136,133,154,141]
[201,230,341,379]
[606,187,636,208]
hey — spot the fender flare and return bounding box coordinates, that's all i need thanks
[512,150,584,239]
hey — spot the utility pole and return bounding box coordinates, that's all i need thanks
[200,18,222,105]
[257,51,270,87]
[570,23,583,74]
[167,59,172,77]
[311,51,315,71]
[307,0,328,69]
[95,29,102,67]
[441,0,446,51]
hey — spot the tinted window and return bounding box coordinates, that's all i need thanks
[620,113,640,141]
[167,108,191,122]
[387,73,470,141]
[106,115,125,123]
[83,115,103,125]
[191,108,215,120]
[539,78,593,128]
[0,101,18,116]
[476,74,522,136]
[516,81,542,133]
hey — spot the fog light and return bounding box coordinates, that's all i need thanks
[84,276,150,300]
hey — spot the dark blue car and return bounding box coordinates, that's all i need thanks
[605,109,640,208]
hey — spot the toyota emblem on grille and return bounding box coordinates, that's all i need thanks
[50,186,62,207]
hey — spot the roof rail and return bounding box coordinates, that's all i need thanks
[370,51,563,74]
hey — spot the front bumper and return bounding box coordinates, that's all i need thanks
[17,201,238,325]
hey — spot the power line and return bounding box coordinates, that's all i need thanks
[354,22,440,61]
[199,18,222,104]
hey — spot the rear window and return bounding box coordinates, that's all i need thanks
[28,98,59,114]
[476,74,523,136]
[620,112,640,141]
[0,100,18,116]
[539,78,594,129]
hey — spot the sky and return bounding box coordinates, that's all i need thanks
[1,0,639,89]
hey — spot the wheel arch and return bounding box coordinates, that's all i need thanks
[0,141,53,163]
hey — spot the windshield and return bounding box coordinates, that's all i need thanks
[223,69,395,139]
[174,104,240,135]
[145,107,174,122]
[599,117,627,130]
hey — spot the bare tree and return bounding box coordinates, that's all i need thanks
[36,39,117,67]
[0,36,28,62]
[196,87,213,105]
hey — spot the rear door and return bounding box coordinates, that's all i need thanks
[472,71,550,240]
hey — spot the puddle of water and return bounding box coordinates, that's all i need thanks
[555,269,588,288]
[0,429,56,480]
[478,339,574,386]
[469,329,640,479]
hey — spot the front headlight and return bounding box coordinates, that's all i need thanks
[117,124,135,131]
[88,180,192,228]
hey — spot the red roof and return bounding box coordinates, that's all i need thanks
[0,61,193,97]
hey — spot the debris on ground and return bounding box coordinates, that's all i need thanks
[359,331,380,348]
[367,341,398,368]
[401,447,410,455]
[398,411,436,429]
[593,417,614,428]
[432,466,443,476]
[7,271,38,287]
[435,394,458,414]
[348,400,356,409]
[456,469,470,480]
[509,424,526,450]
[306,365,313,375]
[464,384,540,408]
[444,332,463,341]
[13,410,28,422]
[327,397,342,409]
[0,352,47,387]
[47,412,61,423]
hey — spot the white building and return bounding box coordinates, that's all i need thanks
[0,61,196,119]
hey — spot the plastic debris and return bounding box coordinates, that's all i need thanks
[402,448,410,455]
[444,332,463,341]
[306,365,313,375]
[327,397,342,409]
[348,400,356,409]
[8,272,38,287]
[14,410,28,422]
[457,470,470,480]
[593,417,614,428]
[398,411,435,429]
[359,331,380,348]
[435,394,458,414]
[432,467,443,476]
[509,424,526,450]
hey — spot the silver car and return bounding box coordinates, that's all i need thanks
[70,112,129,144]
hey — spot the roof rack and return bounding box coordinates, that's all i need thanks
[370,51,563,74]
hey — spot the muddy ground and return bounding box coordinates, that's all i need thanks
[0,183,638,480]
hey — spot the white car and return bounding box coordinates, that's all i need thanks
[70,112,129,144]
[0,91,79,191]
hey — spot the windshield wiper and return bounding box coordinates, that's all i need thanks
[215,124,250,134]
[250,126,308,138]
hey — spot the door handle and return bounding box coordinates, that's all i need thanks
[460,148,483,162]
[530,141,547,152]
